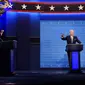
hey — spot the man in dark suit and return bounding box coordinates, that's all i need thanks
[61,30,81,67]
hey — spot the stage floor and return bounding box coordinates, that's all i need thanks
[0,70,85,85]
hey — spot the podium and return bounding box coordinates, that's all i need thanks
[0,40,17,76]
[66,44,83,73]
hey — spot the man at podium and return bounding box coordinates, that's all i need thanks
[61,30,81,67]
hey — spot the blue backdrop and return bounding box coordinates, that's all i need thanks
[40,20,85,68]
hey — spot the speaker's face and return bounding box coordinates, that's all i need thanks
[70,30,74,36]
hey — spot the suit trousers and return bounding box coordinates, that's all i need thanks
[0,38,3,41]
[67,52,71,68]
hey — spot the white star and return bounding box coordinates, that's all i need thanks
[49,5,55,11]
[21,4,27,9]
[64,5,69,11]
[78,5,84,10]
[35,5,41,10]
[8,3,13,8]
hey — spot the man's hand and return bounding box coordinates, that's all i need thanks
[1,30,4,33]
[0,30,4,36]
[61,34,67,40]
[61,34,64,38]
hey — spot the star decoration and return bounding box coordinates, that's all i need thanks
[78,5,84,10]
[49,5,55,11]
[35,5,41,10]
[4,2,85,13]
[21,4,27,9]
[64,5,69,11]
[8,3,13,8]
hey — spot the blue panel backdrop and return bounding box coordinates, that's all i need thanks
[40,20,85,68]
[0,15,5,30]
[6,12,17,36]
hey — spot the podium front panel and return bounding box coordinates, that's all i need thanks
[71,52,80,70]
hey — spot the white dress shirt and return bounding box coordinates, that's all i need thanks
[70,36,73,43]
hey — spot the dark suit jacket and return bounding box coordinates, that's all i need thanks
[0,32,5,41]
[61,35,81,44]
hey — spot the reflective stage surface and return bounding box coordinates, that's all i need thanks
[0,70,85,85]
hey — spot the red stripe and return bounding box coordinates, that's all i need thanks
[11,1,85,5]
[8,10,85,13]
[41,11,85,14]
[11,1,44,4]
[8,10,44,12]
[43,2,85,5]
